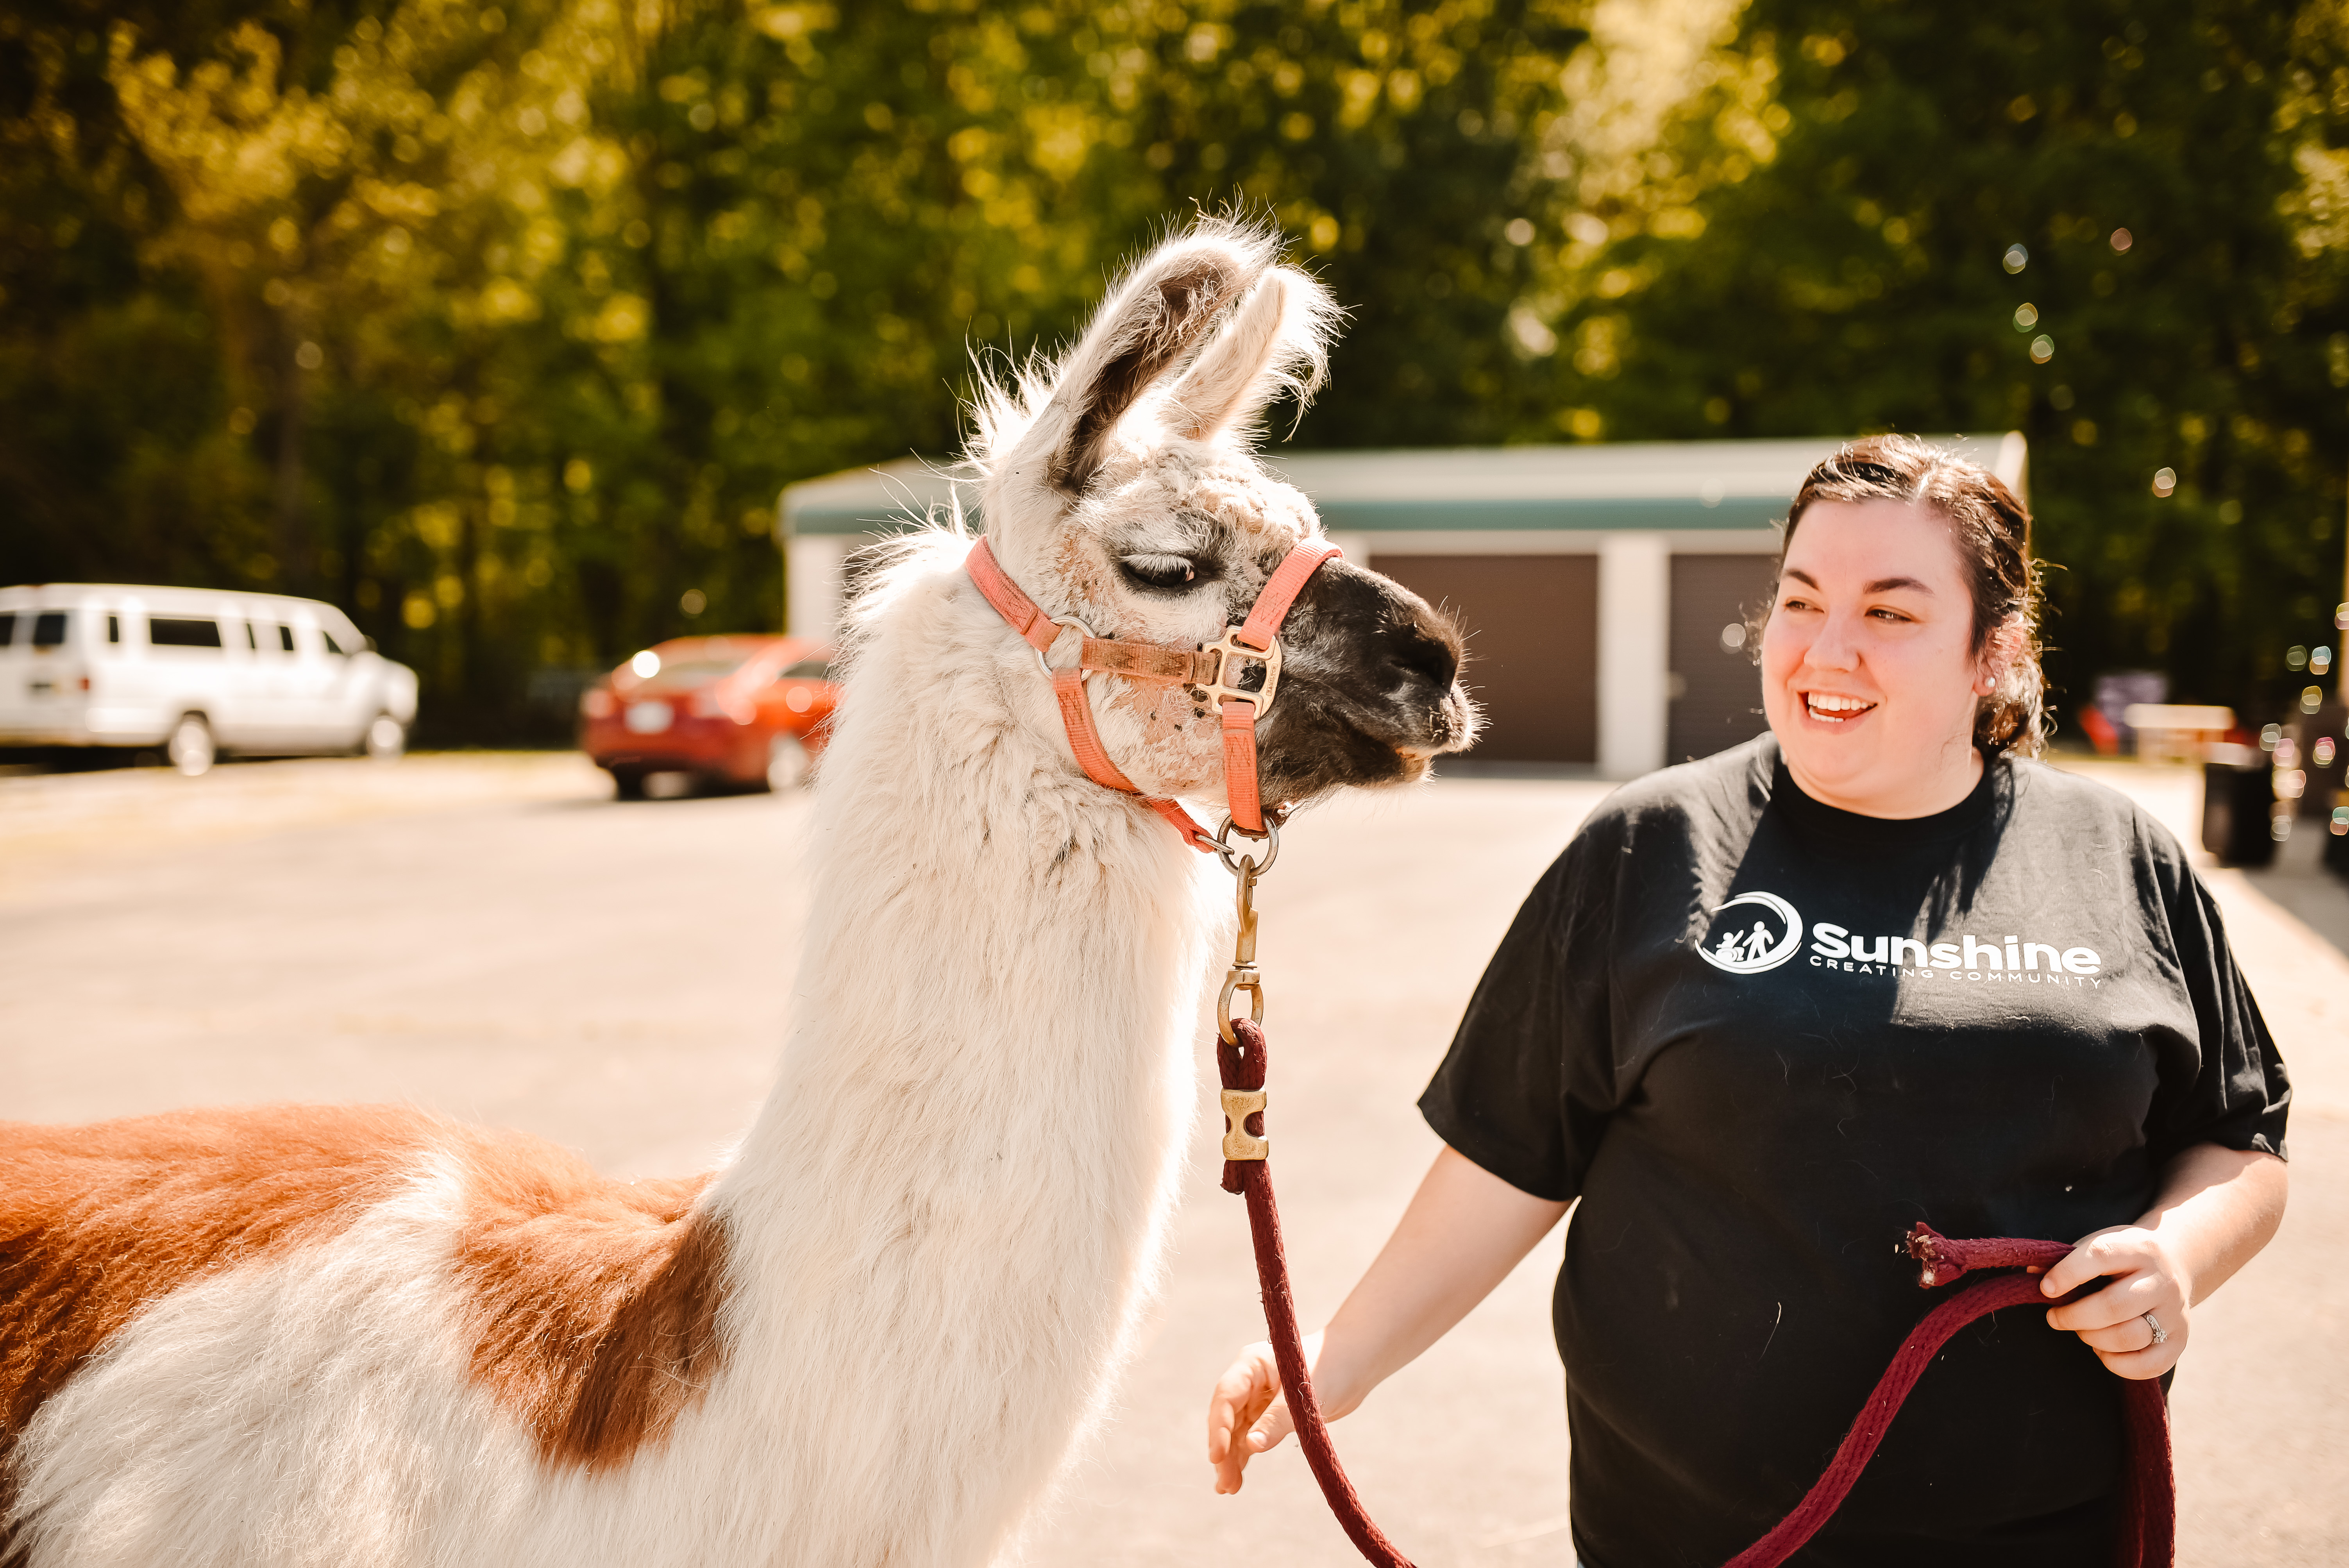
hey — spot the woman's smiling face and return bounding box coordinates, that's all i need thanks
[1760,497,1997,818]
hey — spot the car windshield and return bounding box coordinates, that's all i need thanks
[779,658,834,681]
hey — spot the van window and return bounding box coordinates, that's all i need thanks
[33,612,68,647]
[108,614,122,644]
[320,628,347,656]
[781,658,834,681]
[278,624,295,652]
[0,613,14,647]
[243,621,257,649]
[149,616,224,649]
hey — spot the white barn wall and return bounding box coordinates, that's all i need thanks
[786,536,849,642]
[1596,533,1673,780]
[779,435,2021,778]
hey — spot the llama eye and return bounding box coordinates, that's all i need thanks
[1118,554,1202,592]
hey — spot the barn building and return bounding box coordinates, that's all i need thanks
[778,434,2026,779]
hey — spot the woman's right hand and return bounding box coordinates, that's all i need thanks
[1203,1147,1569,1496]
[1207,1330,1323,1493]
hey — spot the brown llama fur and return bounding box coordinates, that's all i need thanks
[0,1107,730,1490]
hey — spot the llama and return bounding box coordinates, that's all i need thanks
[0,219,1471,1568]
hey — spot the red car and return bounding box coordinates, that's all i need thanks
[579,635,837,799]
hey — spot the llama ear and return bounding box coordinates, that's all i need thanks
[1162,266,1339,445]
[1032,226,1272,495]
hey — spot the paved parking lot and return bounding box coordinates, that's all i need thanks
[2,752,2343,1566]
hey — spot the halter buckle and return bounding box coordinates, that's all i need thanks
[1035,615,1099,685]
[1194,627,1283,715]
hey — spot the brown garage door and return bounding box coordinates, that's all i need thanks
[1668,554,1778,763]
[1375,554,1597,763]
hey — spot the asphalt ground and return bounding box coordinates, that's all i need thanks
[2,752,2342,1566]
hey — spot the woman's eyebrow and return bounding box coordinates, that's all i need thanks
[1782,569,1933,594]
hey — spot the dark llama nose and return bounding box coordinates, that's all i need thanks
[1383,611,1460,695]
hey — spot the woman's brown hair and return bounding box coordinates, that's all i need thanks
[1759,434,2047,758]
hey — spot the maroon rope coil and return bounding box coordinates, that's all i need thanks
[1216,1019,2175,1568]
[1722,1223,2174,1568]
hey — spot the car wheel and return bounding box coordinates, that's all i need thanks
[766,733,811,791]
[363,713,406,761]
[166,713,215,778]
[611,767,649,801]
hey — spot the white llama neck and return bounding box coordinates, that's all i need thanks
[700,533,1216,1561]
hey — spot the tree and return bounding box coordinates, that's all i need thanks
[1535,0,2349,729]
[15,0,2333,739]
[2,0,1587,738]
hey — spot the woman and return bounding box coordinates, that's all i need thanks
[1205,437,2290,1566]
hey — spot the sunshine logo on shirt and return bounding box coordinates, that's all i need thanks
[1809,923,2103,978]
[1693,892,2106,985]
[1694,892,1807,974]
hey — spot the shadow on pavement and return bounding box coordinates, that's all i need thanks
[2241,831,2349,963]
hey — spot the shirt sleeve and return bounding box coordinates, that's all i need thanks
[2145,858,2291,1164]
[1418,818,1623,1203]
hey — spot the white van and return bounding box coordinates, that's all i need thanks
[0,584,420,775]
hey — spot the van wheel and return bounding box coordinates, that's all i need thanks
[166,714,215,778]
[364,713,406,761]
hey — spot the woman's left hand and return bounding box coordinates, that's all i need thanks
[2037,1225,2190,1379]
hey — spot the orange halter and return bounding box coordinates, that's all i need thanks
[963,535,1341,849]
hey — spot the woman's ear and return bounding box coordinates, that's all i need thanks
[1977,615,2027,694]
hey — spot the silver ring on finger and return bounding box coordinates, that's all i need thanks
[2142,1311,2168,1346]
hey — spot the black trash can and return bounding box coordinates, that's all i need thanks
[2202,746,2277,867]
[2288,702,2347,822]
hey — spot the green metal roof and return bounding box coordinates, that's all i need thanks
[778,434,2027,539]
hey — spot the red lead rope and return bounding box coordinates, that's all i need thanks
[1216,1018,2177,1568]
[1218,1018,1419,1568]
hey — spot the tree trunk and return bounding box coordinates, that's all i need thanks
[274,318,311,594]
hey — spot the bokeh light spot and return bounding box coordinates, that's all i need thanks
[2003,244,2028,273]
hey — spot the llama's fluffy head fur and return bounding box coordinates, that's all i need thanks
[932,218,1470,806]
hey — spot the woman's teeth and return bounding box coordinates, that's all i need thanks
[1805,693,1875,723]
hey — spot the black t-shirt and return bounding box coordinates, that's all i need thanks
[1420,737,2290,1568]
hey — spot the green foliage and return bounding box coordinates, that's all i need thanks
[0,0,1585,736]
[1539,0,2349,727]
[3,0,2343,737]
